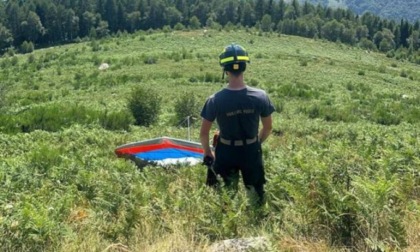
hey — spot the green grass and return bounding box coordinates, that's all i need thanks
[0,29,419,251]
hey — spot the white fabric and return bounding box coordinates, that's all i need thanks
[155,157,201,166]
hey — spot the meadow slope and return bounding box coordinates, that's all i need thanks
[1,29,419,251]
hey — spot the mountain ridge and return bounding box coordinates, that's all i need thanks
[296,0,420,23]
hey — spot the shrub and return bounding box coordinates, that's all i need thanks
[0,102,102,134]
[299,59,308,66]
[277,83,319,99]
[0,114,19,133]
[11,56,18,66]
[29,144,63,173]
[27,54,36,64]
[170,52,182,62]
[273,100,284,114]
[201,72,219,83]
[91,55,102,65]
[378,65,387,73]
[249,79,259,87]
[6,47,15,56]
[307,104,321,119]
[127,86,162,126]
[404,107,420,123]
[143,55,158,64]
[346,82,355,91]
[359,38,377,51]
[99,109,134,131]
[90,40,101,51]
[189,16,201,29]
[180,47,191,60]
[414,55,420,65]
[400,70,408,78]
[18,105,93,132]
[224,21,236,31]
[174,92,201,126]
[174,22,185,31]
[0,104,135,133]
[171,71,183,79]
[372,104,401,125]
[386,50,395,58]
[20,41,34,54]
[0,83,7,110]
[162,25,171,33]
[255,52,264,59]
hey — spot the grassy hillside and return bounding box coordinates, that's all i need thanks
[1,29,420,251]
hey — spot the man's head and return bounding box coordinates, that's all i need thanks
[219,44,250,76]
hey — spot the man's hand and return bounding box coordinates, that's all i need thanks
[259,115,273,144]
[200,118,218,187]
[202,155,214,166]
[202,155,218,187]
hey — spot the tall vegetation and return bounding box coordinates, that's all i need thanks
[127,86,162,127]
[0,28,419,251]
[0,82,7,111]
[173,92,201,126]
[0,0,419,64]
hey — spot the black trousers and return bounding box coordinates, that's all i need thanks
[214,140,266,202]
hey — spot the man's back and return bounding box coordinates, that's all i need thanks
[201,86,273,140]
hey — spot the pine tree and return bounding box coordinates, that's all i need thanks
[117,1,126,31]
[21,11,45,43]
[5,1,22,44]
[302,1,313,16]
[241,1,255,27]
[104,0,117,32]
[0,23,13,50]
[291,0,301,19]
[63,9,79,40]
[414,20,420,31]
[277,0,285,22]
[255,0,265,22]
[400,19,410,48]
[192,2,210,27]
[146,0,167,29]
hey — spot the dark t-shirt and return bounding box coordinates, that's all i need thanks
[201,86,275,140]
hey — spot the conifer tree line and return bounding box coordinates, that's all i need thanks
[0,0,419,63]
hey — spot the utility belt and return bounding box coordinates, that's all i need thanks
[219,136,258,146]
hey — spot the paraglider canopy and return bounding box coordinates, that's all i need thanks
[115,137,204,167]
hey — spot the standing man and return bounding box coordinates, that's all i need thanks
[200,43,275,206]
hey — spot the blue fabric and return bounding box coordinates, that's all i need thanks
[135,148,203,161]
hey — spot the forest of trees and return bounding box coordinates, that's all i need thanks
[0,0,419,63]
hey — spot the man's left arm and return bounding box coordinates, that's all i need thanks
[259,115,273,144]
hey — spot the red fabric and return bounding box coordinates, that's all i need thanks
[115,138,203,157]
